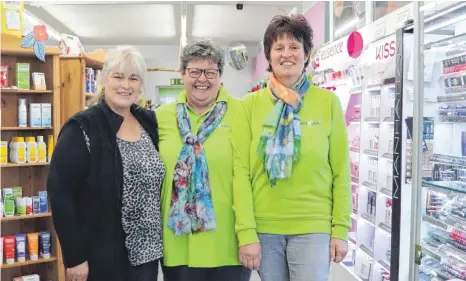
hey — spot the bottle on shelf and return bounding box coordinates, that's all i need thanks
[37,136,47,163]
[18,98,27,127]
[26,136,38,163]
[47,135,54,162]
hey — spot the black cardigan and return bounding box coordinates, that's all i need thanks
[47,99,160,281]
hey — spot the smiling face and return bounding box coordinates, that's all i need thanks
[102,63,142,112]
[181,58,221,108]
[269,34,308,84]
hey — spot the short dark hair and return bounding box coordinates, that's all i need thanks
[263,14,314,72]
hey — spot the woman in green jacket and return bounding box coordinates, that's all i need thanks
[233,14,353,281]
[157,39,250,281]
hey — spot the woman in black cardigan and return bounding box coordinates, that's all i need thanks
[47,45,164,281]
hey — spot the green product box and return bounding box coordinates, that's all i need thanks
[16,63,30,90]
[2,188,14,217]
[12,186,22,199]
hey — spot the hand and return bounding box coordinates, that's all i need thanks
[330,238,348,263]
[67,261,89,281]
[239,243,261,271]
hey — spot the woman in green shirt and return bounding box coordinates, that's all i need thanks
[157,39,250,281]
[233,15,353,281]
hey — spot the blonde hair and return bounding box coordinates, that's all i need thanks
[89,45,147,105]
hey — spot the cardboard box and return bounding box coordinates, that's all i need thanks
[41,103,51,127]
[16,63,30,90]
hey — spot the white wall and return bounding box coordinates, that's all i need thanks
[85,44,253,103]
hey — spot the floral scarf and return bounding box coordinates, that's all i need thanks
[167,101,227,236]
[257,73,310,185]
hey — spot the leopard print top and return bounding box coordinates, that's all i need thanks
[117,127,165,266]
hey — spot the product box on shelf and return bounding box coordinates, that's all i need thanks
[1,64,8,88]
[12,275,40,281]
[15,63,30,90]
[32,72,46,90]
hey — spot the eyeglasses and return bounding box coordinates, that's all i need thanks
[186,68,219,79]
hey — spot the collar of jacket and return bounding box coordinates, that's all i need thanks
[97,98,141,135]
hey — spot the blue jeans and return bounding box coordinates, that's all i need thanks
[258,233,331,281]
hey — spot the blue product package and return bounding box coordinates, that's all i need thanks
[15,234,27,262]
[463,132,466,157]
[32,196,40,214]
[38,191,48,213]
[39,231,51,259]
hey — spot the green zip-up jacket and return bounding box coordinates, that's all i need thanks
[232,85,352,247]
[157,87,242,267]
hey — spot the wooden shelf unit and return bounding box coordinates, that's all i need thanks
[1,212,52,222]
[1,89,54,94]
[1,33,65,281]
[1,257,58,269]
[1,127,53,131]
[60,50,106,126]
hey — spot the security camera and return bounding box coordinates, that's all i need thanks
[236,3,243,10]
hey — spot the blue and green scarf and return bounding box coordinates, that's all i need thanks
[257,73,310,185]
[167,101,227,236]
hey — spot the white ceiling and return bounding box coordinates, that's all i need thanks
[25,1,303,46]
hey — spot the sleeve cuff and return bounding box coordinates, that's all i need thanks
[331,225,349,241]
[237,229,259,247]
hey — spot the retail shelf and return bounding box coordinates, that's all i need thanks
[422,215,449,230]
[379,188,393,197]
[366,85,382,92]
[437,92,466,102]
[350,86,363,94]
[361,181,377,192]
[1,212,52,222]
[424,180,466,195]
[340,263,363,281]
[0,162,50,168]
[381,152,393,159]
[430,154,466,167]
[440,115,466,123]
[0,89,53,94]
[377,260,391,273]
[422,214,466,234]
[1,127,53,131]
[363,149,379,157]
[361,213,376,226]
[364,117,380,123]
[383,117,395,123]
[359,244,374,258]
[1,257,57,269]
[350,147,360,153]
[422,244,442,262]
[378,222,392,235]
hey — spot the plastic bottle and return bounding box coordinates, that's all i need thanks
[47,135,54,162]
[18,99,27,127]
[37,136,47,163]
[9,137,18,163]
[15,137,26,164]
[26,136,37,163]
[0,141,8,164]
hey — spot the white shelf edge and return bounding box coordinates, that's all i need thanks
[339,263,364,281]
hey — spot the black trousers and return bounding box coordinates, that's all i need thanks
[162,265,251,281]
[127,259,160,281]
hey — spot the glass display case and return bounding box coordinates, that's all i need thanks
[402,2,466,281]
